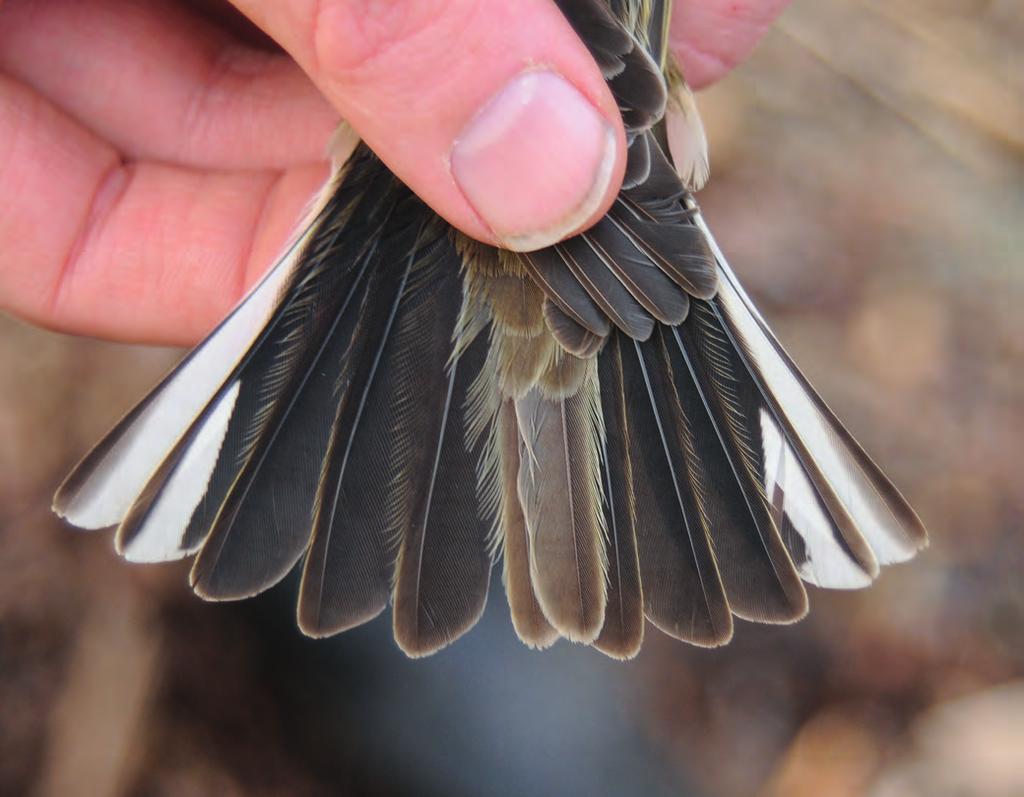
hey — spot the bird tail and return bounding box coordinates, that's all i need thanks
[54,0,927,659]
[53,141,926,658]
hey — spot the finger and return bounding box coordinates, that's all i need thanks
[0,75,326,345]
[0,0,339,170]
[229,0,627,251]
[48,163,326,346]
[670,0,793,88]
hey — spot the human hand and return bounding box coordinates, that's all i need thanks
[0,0,790,346]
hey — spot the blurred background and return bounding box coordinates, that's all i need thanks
[2,0,1022,795]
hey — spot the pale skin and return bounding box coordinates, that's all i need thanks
[0,0,790,346]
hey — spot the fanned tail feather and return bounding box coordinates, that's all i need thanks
[515,360,608,643]
[389,314,493,657]
[594,339,644,659]
[487,399,560,649]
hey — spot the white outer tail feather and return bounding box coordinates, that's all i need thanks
[120,382,240,563]
[695,210,922,577]
[56,177,337,534]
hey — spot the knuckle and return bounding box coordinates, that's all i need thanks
[312,0,477,81]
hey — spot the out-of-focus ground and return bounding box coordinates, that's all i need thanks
[2,1,1022,795]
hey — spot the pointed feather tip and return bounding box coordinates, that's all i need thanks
[51,448,106,527]
[674,234,720,300]
[112,492,188,563]
[556,628,602,646]
[391,590,490,659]
[189,583,258,603]
[667,84,710,192]
[648,614,735,649]
[534,602,605,646]
[189,583,249,603]
[50,486,73,519]
[632,315,656,342]
[296,604,386,640]
[504,581,561,650]
[50,484,115,531]
[653,295,690,327]
[844,532,882,581]
[676,147,709,194]
[50,497,84,526]
[541,299,608,358]
[688,270,719,302]
[392,639,445,660]
[117,533,192,564]
[592,641,643,662]
[391,627,467,660]
[593,625,645,660]
[729,588,811,627]
[891,503,930,556]
[510,621,560,651]
[188,559,280,603]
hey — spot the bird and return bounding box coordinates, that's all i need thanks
[52,0,927,659]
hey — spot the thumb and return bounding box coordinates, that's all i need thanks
[230,0,627,251]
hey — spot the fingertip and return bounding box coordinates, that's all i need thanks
[450,69,625,252]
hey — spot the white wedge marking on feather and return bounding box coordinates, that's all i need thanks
[695,211,915,566]
[58,177,337,530]
[122,381,241,563]
[760,410,870,589]
[59,259,293,529]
